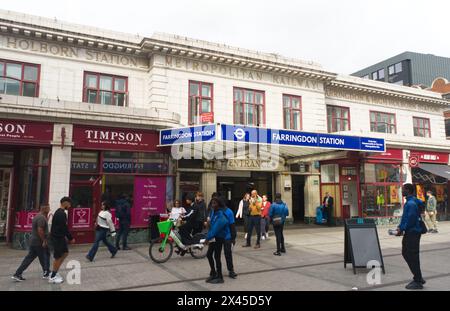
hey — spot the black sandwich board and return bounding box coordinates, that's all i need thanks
[344,218,385,274]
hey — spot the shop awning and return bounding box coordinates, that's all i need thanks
[418,163,450,180]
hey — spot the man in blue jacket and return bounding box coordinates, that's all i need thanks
[269,193,289,256]
[396,183,425,290]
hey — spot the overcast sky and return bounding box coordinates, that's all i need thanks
[2,0,450,74]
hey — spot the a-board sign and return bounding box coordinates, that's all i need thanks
[344,218,385,274]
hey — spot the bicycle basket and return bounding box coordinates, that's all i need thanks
[157,220,173,235]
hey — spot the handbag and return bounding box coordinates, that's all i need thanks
[419,217,428,235]
[272,216,282,226]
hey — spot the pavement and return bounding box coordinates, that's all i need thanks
[1,222,449,291]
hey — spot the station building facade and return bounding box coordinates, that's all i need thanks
[0,10,449,247]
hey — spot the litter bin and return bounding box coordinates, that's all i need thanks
[316,206,324,224]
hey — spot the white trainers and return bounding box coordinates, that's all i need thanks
[261,235,266,240]
[48,273,64,284]
[266,232,269,238]
[244,233,248,239]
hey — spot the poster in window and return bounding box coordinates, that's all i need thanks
[435,185,445,202]
[390,186,400,203]
[416,185,425,202]
[133,177,166,227]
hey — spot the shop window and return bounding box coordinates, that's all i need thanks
[364,163,401,183]
[103,175,134,209]
[83,72,128,106]
[370,111,396,134]
[17,149,50,211]
[102,151,168,174]
[320,164,339,183]
[0,152,14,166]
[189,81,213,125]
[283,94,302,130]
[361,184,402,217]
[327,105,350,133]
[71,151,99,173]
[413,117,431,138]
[234,87,265,126]
[0,59,40,97]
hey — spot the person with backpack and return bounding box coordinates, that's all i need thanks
[115,193,131,251]
[269,193,289,256]
[86,201,117,262]
[205,197,230,284]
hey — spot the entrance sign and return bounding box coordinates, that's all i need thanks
[159,124,386,152]
[344,218,385,274]
[221,124,385,152]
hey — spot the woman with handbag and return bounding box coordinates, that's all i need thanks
[235,193,250,239]
[269,193,289,256]
[86,201,117,262]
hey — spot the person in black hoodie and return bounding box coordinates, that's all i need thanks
[193,192,207,234]
[179,193,197,245]
[49,197,75,284]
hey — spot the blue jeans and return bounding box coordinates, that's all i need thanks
[116,221,130,248]
[87,228,117,260]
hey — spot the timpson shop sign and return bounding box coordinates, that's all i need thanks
[73,125,159,152]
[162,55,322,91]
[1,35,148,69]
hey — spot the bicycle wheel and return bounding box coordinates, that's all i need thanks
[149,239,173,263]
[190,234,207,259]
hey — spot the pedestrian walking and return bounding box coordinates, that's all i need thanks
[242,190,262,249]
[236,193,250,239]
[395,183,426,290]
[48,197,75,284]
[261,195,271,240]
[269,193,289,256]
[86,201,117,262]
[425,190,438,233]
[205,197,230,284]
[115,193,131,250]
[11,204,51,282]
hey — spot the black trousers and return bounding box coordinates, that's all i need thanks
[192,221,204,235]
[223,240,234,272]
[207,238,224,278]
[246,215,261,246]
[15,245,50,276]
[273,224,285,252]
[116,221,130,248]
[327,207,333,226]
[402,231,423,282]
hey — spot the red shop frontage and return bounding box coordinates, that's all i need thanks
[0,119,53,246]
[69,124,174,244]
[319,149,406,223]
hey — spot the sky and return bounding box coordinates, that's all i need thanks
[2,0,450,74]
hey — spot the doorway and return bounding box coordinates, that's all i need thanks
[341,181,358,218]
[69,177,101,243]
[292,175,305,222]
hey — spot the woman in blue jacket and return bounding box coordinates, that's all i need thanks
[269,193,289,256]
[205,198,230,284]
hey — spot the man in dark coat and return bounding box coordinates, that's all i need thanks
[322,192,334,226]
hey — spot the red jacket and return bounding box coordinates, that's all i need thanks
[261,201,271,218]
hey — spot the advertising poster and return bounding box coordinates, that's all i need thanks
[133,177,166,227]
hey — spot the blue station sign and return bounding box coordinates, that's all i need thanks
[159,123,385,152]
[159,124,216,145]
[220,124,385,152]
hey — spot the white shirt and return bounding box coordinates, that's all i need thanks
[169,207,186,220]
[97,210,116,233]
